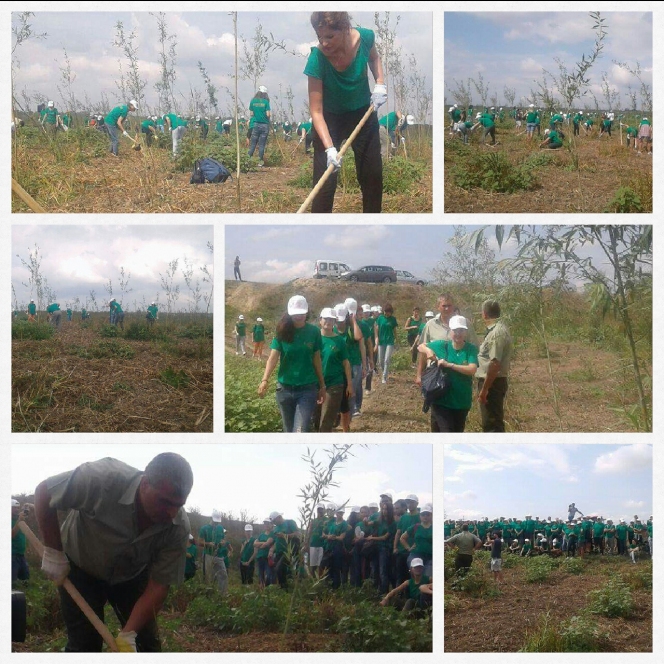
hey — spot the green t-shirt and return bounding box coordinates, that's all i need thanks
[255,531,270,559]
[320,334,349,388]
[185,543,197,575]
[626,126,638,137]
[303,27,375,114]
[408,523,432,557]
[298,121,312,134]
[215,120,223,132]
[374,518,397,550]
[105,105,129,127]
[111,301,123,314]
[270,323,323,387]
[328,520,350,539]
[253,324,265,342]
[241,537,257,563]
[272,519,299,555]
[338,325,362,366]
[379,111,398,131]
[526,111,538,123]
[199,523,227,558]
[427,339,478,410]
[310,517,326,547]
[164,113,177,129]
[376,315,398,346]
[586,118,594,126]
[397,512,420,552]
[236,321,247,337]
[479,115,494,128]
[147,305,158,320]
[548,130,563,147]
[249,97,270,124]
[28,303,36,315]
[42,107,59,124]
[46,303,60,314]
[12,516,26,555]
[640,119,651,126]
[408,574,431,600]
[141,119,155,131]
[592,522,605,537]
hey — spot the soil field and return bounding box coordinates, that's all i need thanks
[12,315,213,432]
[445,554,652,652]
[444,121,652,213]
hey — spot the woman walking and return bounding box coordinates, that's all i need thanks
[248,86,271,166]
[375,303,398,384]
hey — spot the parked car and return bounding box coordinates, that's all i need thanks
[339,265,397,283]
[313,260,351,279]
[396,270,428,286]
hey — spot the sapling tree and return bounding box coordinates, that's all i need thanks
[200,243,214,316]
[198,61,219,117]
[503,86,516,109]
[613,60,651,115]
[471,72,490,109]
[182,257,202,314]
[409,53,432,122]
[160,259,181,317]
[18,244,46,320]
[600,72,620,112]
[118,266,132,306]
[56,47,78,118]
[11,12,47,118]
[447,78,473,115]
[152,11,178,113]
[240,20,269,91]
[113,21,147,108]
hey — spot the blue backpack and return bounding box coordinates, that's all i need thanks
[190,157,232,184]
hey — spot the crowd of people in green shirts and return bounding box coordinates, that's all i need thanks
[448,102,653,154]
[191,493,432,614]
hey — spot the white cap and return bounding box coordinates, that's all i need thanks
[544,128,550,135]
[375,305,383,313]
[212,509,222,523]
[449,315,467,330]
[334,305,348,322]
[216,116,220,120]
[269,511,282,521]
[30,299,34,303]
[525,539,530,542]
[421,503,433,513]
[449,107,454,112]
[361,304,372,313]
[129,100,138,109]
[244,524,254,531]
[368,502,379,509]
[151,116,157,121]
[196,115,201,121]
[380,492,393,501]
[258,85,268,93]
[335,506,345,514]
[263,517,272,523]
[344,298,358,315]
[406,494,419,502]
[454,104,458,108]
[320,307,336,319]
[288,295,308,315]
[238,315,244,320]
[370,306,379,313]
[350,506,360,513]
[476,112,482,119]
[151,302,156,306]
[529,103,535,108]
[410,558,424,568]
[12,499,20,507]
[256,317,263,322]
[48,100,54,107]
[189,534,194,540]
[406,114,415,124]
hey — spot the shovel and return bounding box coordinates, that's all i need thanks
[123,132,142,151]
[19,521,119,652]
[296,104,375,214]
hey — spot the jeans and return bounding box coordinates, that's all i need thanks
[350,364,363,413]
[431,405,469,433]
[329,542,344,590]
[236,336,246,354]
[248,122,269,161]
[240,561,254,584]
[317,384,344,432]
[275,382,318,432]
[105,123,119,155]
[234,267,242,281]
[203,554,228,594]
[59,562,160,652]
[477,377,508,432]
[311,105,382,213]
[12,554,29,582]
[257,557,270,586]
[172,125,185,156]
[378,344,395,381]
[378,546,391,594]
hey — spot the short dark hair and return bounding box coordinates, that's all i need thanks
[437,293,454,304]
[383,302,394,315]
[311,11,352,33]
[145,453,193,498]
[461,523,469,531]
[482,299,501,319]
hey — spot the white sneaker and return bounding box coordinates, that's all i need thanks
[352,411,361,418]
[364,389,371,396]
[381,378,387,384]
[235,352,239,355]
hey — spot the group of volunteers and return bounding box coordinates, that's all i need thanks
[246,291,513,434]
[19,12,425,214]
[20,299,158,329]
[448,102,653,154]
[445,506,653,580]
[195,491,433,614]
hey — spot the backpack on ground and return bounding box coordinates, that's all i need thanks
[190,157,232,184]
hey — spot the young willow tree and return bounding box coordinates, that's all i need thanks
[464,225,652,432]
[152,12,178,113]
[113,22,147,109]
[240,20,269,92]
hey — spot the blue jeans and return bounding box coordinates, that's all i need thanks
[248,122,269,161]
[106,124,119,155]
[12,554,29,582]
[378,547,391,594]
[275,382,318,432]
[350,364,363,413]
[378,344,395,380]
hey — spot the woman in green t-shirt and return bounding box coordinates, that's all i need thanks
[379,557,432,612]
[248,86,271,166]
[258,295,326,432]
[375,303,398,384]
[304,12,387,213]
[418,314,478,432]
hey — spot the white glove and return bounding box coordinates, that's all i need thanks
[123,130,129,138]
[42,547,70,584]
[325,146,342,171]
[116,631,138,652]
[371,84,388,110]
[400,136,406,144]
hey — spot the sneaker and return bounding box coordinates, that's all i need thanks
[381,378,387,384]
[258,161,264,167]
[364,389,371,396]
[243,352,247,356]
[352,411,361,418]
[235,352,239,355]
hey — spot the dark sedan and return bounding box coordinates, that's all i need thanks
[339,265,397,283]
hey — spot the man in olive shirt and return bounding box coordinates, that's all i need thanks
[445,523,483,574]
[34,453,193,652]
[476,299,513,432]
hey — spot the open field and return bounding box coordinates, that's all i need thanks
[11,126,432,214]
[444,119,652,213]
[444,550,652,652]
[12,313,212,432]
[225,279,651,433]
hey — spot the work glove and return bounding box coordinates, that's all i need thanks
[400,136,406,145]
[42,547,70,584]
[123,130,129,138]
[371,84,388,110]
[115,631,138,652]
[325,146,342,171]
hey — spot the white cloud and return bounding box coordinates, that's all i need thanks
[594,445,652,475]
[323,226,391,250]
[625,500,645,509]
[447,507,483,520]
[251,259,313,283]
[445,476,462,483]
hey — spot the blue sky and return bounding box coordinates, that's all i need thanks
[444,444,652,523]
[225,224,626,286]
[445,12,652,110]
[12,10,432,121]
[12,444,432,525]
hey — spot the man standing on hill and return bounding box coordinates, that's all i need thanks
[34,453,193,652]
[476,299,513,432]
[234,256,242,281]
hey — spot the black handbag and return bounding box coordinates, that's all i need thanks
[421,361,449,413]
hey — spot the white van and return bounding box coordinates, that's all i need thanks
[313,260,351,279]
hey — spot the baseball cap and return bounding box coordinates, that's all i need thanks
[129,100,138,109]
[269,511,283,521]
[256,317,263,322]
[244,524,254,531]
[48,101,54,107]
[11,499,20,507]
[288,295,308,315]
[361,304,372,313]
[449,315,468,330]
[212,509,222,523]
[410,558,424,568]
[238,315,244,320]
[368,502,379,509]
[320,307,336,319]
[421,503,433,514]
[334,305,348,321]
[425,310,434,318]
[406,494,419,502]
[406,114,415,124]
[258,85,268,93]
[344,298,358,315]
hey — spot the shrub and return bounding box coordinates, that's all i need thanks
[449,564,491,596]
[124,322,152,341]
[451,151,538,194]
[80,340,135,360]
[520,612,609,652]
[382,156,427,194]
[173,133,255,174]
[560,556,585,575]
[12,322,54,340]
[160,367,190,389]
[524,555,558,583]
[604,186,643,213]
[99,323,119,338]
[287,162,312,189]
[588,577,634,618]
